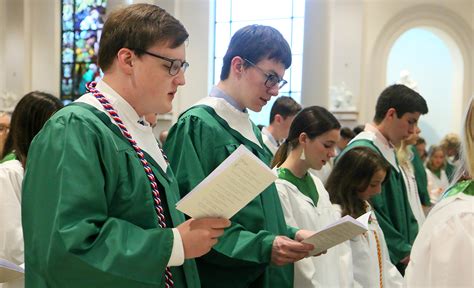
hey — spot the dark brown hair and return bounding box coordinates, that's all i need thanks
[271,106,340,168]
[1,92,63,166]
[373,84,428,124]
[98,4,189,71]
[269,96,302,124]
[220,25,292,80]
[326,147,390,218]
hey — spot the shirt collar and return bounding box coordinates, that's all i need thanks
[210,86,247,112]
[261,126,279,147]
[95,81,151,128]
[364,123,394,149]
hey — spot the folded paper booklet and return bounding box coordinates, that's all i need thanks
[0,258,24,283]
[303,211,371,256]
[176,144,277,219]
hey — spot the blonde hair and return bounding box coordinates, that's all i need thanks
[440,133,461,152]
[425,145,445,172]
[461,97,474,175]
[397,140,413,170]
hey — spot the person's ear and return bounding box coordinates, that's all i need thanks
[386,108,397,120]
[274,114,283,124]
[230,56,245,77]
[116,48,135,75]
[298,132,308,145]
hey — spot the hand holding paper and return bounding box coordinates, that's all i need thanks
[177,217,231,259]
[302,211,371,256]
[271,236,314,266]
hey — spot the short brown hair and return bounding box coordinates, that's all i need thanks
[98,4,189,72]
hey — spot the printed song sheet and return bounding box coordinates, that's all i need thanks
[176,145,277,219]
[0,258,24,283]
[303,211,371,255]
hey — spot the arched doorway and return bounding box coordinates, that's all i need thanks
[363,4,472,138]
[386,27,459,146]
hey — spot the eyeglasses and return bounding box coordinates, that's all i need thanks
[243,58,287,89]
[134,49,189,76]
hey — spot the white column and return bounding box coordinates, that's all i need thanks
[4,0,26,98]
[300,0,332,108]
[0,0,5,97]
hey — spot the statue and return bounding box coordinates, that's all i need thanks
[329,82,356,111]
[0,91,19,112]
[397,70,419,92]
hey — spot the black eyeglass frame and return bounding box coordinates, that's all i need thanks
[133,48,189,76]
[243,58,288,89]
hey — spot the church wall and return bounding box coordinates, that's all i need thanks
[0,0,472,131]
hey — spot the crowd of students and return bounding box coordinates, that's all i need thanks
[0,3,472,288]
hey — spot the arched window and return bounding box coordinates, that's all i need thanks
[213,0,305,125]
[387,28,456,145]
[60,0,107,104]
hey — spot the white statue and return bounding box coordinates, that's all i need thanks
[0,91,19,112]
[329,82,355,111]
[397,70,419,92]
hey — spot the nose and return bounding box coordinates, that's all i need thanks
[173,69,186,86]
[328,148,336,158]
[267,85,280,96]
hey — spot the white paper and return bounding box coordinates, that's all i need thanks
[0,258,24,283]
[303,211,371,256]
[176,145,277,219]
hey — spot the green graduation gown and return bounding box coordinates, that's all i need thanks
[164,97,298,288]
[339,131,418,269]
[22,103,200,288]
[410,145,431,206]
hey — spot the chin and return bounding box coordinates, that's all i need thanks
[248,105,263,113]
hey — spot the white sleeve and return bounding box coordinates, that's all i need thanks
[166,228,185,267]
[406,210,474,287]
[275,180,299,228]
[0,162,24,265]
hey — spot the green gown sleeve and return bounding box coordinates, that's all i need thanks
[164,114,277,266]
[410,145,431,206]
[370,180,414,264]
[22,111,175,287]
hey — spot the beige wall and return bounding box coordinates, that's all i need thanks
[1,0,472,130]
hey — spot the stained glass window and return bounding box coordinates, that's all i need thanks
[61,0,107,104]
[213,0,305,125]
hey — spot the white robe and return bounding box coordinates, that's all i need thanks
[0,159,24,288]
[333,204,404,288]
[275,174,354,287]
[425,168,449,204]
[405,192,474,287]
[400,164,425,227]
[261,126,278,155]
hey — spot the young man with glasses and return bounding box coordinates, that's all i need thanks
[22,4,229,287]
[164,25,315,288]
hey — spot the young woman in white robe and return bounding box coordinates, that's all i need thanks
[0,92,63,288]
[271,106,355,287]
[425,146,450,204]
[406,97,474,287]
[326,146,404,288]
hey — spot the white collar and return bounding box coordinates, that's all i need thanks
[261,126,279,148]
[350,128,400,173]
[75,81,168,172]
[195,96,262,148]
